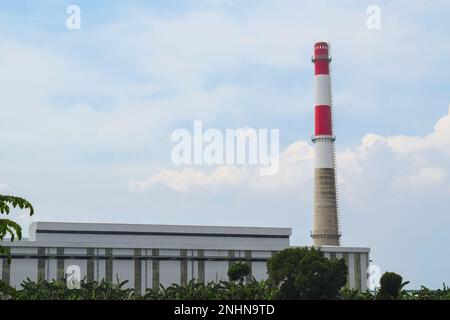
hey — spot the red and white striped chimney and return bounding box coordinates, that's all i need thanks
[311,42,341,246]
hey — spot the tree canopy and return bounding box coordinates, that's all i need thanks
[227,261,251,283]
[267,247,347,299]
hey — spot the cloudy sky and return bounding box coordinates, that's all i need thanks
[0,0,449,288]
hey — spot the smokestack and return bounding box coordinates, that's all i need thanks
[311,42,341,246]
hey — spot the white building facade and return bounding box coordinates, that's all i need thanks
[0,222,370,294]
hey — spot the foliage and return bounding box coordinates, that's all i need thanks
[0,195,34,218]
[227,261,251,283]
[0,278,134,300]
[219,279,278,300]
[407,284,450,300]
[0,279,16,300]
[144,280,221,300]
[143,278,277,300]
[267,247,347,299]
[1,277,449,300]
[0,194,34,262]
[339,288,374,300]
[142,261,271,300]
[376,272,409,300]
[339,284,450,300]
[0,277,276,300]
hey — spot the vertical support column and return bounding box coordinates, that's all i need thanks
[96,248,100,281]
[191,250,195,281]
[348,253,356,289]
[1,248,10,285]
[152,249,160,290]
[134,249,141,297]
[245,250,252,282]
[227,250,235,280]
[144,249,148,291]
[180,249,188,285]
[360,253,368,292]
[366,253,370,292]
[105,248,113,283]
[343,252,350,289]
[56,248,65,280]
[197,250,205,283]
[37,247,46,281]
[355,253,362,291]
[86,248,95,282]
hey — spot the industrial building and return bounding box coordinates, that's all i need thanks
[0,221,369,293]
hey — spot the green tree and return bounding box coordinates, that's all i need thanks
[267,247,347,300]
[227,261,251,283]
[376,272,409,300]
[0,195,34,260]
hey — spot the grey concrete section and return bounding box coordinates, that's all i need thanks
[312,168,340,246]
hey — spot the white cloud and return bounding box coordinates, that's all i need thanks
[401,167,445,187]
[132,105,450,196]
[130,140,314,192]
[129,166,245,192]
[360,105,450,155]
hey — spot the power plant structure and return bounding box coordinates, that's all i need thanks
[0,42,371,292]
[311,42,341,246]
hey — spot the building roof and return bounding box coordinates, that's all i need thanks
[29,221,292,239]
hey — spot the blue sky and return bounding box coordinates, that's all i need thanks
[0,0,449,288]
